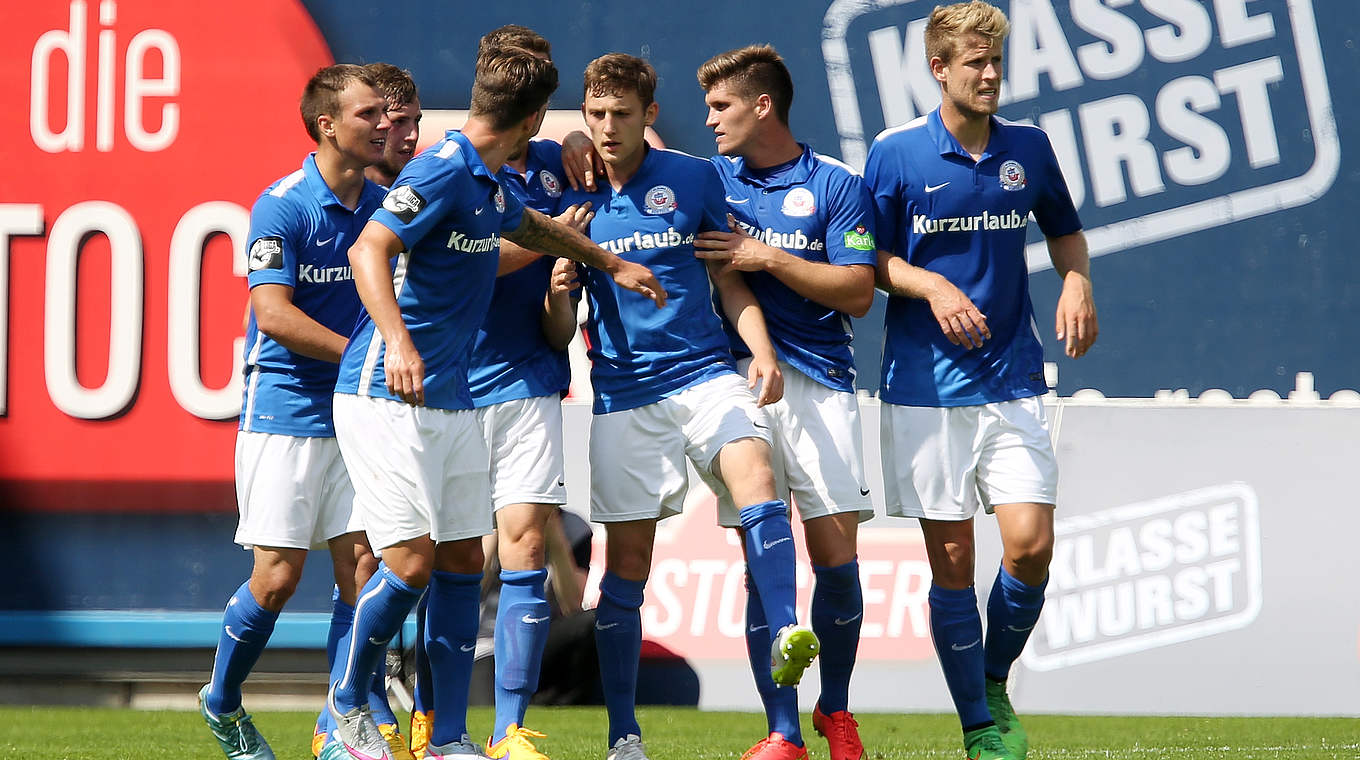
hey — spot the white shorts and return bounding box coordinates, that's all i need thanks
[716,361,872,527]
[234,431,360,550]
[589,372,771,523]
[880,396,1058,521]
[333,393,493,549]
[476,394,567,510]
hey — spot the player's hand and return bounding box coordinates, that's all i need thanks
[383,336,425,405]
[694,214,778,273]
[747,355,784,407]
[926,275,990,349]
[549,258,581,295]
[561,131,601,192]
[1055,271,1098,358]
[553,202,594,234]
[606,258,667,308]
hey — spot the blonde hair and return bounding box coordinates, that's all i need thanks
[924,1,1010,63]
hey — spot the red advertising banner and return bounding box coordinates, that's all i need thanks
[0,0,332,510]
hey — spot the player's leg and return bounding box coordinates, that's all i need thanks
[804,515,866,760]
[409,590,434,758]
[595,520,654,752]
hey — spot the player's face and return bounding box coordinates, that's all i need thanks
[582,90,656,168]
[329,82,390,164]
[704,82,759,157]
[934,33,1004,119]
[376,97,422,176]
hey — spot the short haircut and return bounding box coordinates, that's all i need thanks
[582,53,658,109]
[364,62,419,109]
[477,24,551,68]
[696,44,794,125]
[300,63,379,143]
[924,1,1010,64]
[470,46,559,131]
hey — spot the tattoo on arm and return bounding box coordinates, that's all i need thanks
[509,208,610,269]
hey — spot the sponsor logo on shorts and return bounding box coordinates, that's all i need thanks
[248,237,283,271]
[383,185,425,223]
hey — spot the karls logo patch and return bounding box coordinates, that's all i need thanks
[644,184,677,215]
[383,185,425,223]
[821,0,1338,268]
[843,224,875,251]
[1021,483,1263,672]
[247,237,283,271]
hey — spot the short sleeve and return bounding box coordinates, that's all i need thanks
[1031,132,1082,238]
[700,163,727,233]
[821,171,879,266]
[499,183,527,232]
[370,155,467,249]
[863,137,905,254]
[246,193,303,289]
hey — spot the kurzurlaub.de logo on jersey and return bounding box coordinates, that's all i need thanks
[822,0,1338,270]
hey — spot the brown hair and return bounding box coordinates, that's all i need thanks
[300,63,378,143]
[582,53,658,109]
[470,47,559,131]
[696,44,794,125]
[363,62,419,109]
[924,1,1010,64]
[477,24,551,67]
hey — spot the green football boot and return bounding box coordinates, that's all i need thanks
[962,726,1014,760]
[985,679,1028,759]
[769,624,820,686]
[198,684,276,760]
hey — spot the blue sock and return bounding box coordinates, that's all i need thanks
[334,565,421,712]
[412,589,433,715]
[739,501,798,631]
[745,573,802,744]
[205,581,279,715]
[368,661,397,727]
[928,584,991,730]
[494,568,550,741]
[426,570,481,747]
[811,560,862,714]
[984,566,1047,682]
[594,571,644,745]
[317,588,353,736]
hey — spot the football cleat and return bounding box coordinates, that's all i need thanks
[605,734,649,760]
[985,680,1028,760]
[320,740,355,760]
[486,724,549,760]
[739,733,808,760]
[963,726,1015,760]
[313,723,328,758]
[410,710,433,759]
[769,624,820,686]
[327,682,393,760]
[198,684,276,760]
[380,723,417,760]
[426,735,490,759]
[812,704,865,760]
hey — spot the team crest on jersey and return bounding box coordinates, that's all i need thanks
[493,186,507,213]
[248,237,283,271]
[539,170,563,198]
[383,185,425,223]
[644,185,677,215]
[999,160,1027,191]
[780,187,817,217]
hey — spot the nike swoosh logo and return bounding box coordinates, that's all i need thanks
[460,644,476,652]
[557,479,565,487]
[475,206,485,215]
[859,488,870,497]
[925,182,950,193]
[748,624,768,633]
[725,196,750,204]
[315,236,335,246]
[223,626,245,643]
[834,613,862,626]
[522,614,550,624]
[341,742,386,760]
[762,537,792,550]
[368,636,388,646]
[951,638,981,651]
[1007,623,1036,632]
[595,621,620,631]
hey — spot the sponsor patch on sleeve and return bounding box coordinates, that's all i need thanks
[843,224,875,251]
[247,236,284,271]
[382,185,426,224]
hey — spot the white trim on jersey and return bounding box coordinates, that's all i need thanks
[241,332,266,432]
[871,114,929,145]
[268,169,306,199]
[813,151,863,177]
[357,250,411,396]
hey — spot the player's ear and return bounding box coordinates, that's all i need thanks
[930,55,948,84]
[644,101,659,127]
[316,112,335,139]
[755,94,773,120]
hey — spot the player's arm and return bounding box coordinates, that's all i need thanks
[875,249,990,350]
[541,258,581,350]
[501,201,596,277]
[695,217,874,317]
[1046,231,1097,358]
[250,285,350,362]
[709,260,783,406]
[349,220,425,405]
[505,207,667,307]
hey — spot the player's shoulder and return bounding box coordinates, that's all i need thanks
[993,116,1054,150]
[652,146,713,171]
[528,138,564,165]
[259,168,307,204]
[810,151,864,182]
[359,177,388,204]
[708,153,741,177]
[869,114,931,149]
[252,168,313,223]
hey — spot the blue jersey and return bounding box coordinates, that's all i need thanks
[712,145,877,393]
[468,140,571,407]
[864,109,1082,407]
[240,154,385,436]
[335,130,526,411]
[559,147,732,414]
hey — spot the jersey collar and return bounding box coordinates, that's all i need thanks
[302,153,348,209]
[728,143,816,189]
[926,108,1011,163]
[445,129,498,182]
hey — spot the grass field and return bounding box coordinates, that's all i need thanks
[2,706,1357,760]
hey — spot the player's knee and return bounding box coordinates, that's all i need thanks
[498,527,547,570]
[1005,538,1053,581]
[251,570,301,611]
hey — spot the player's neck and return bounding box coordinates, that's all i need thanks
[735,128,801,171]
[939,101,991,162]
[365,166,397,188]
[460,116,519,175]
[604,143,648,190]
[504,155,530,174]
[314,144,368,210]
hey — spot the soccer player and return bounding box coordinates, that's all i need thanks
[558,53,818,760]
[198,63,391,760]
[692,44,877,760]
[863,3,1098,759]
[323,47,664,760]
[311,61,425,760]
